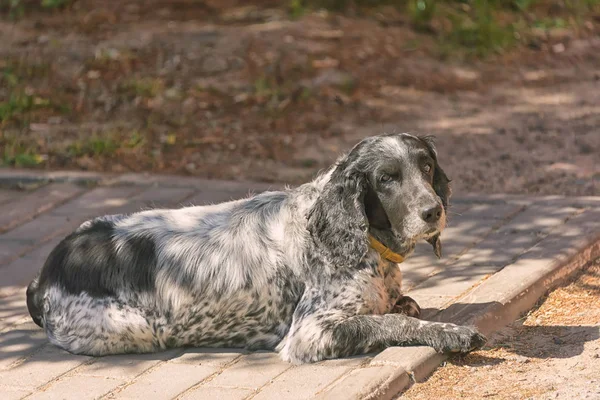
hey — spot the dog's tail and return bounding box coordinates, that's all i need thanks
[26,275,44,328]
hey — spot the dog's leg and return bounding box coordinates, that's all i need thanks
[279,312,486,364]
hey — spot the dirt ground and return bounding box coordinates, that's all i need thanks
[1,1,599,196]
[402,259,600,400]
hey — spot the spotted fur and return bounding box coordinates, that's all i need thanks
[27,133,486,364]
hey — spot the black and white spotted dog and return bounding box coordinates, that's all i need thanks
[27,133,486,364]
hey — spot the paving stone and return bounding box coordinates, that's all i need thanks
[28,375,126,400]
[314,365,405,400]
[179,386,254,400]
[207,352,291,390]
[49,186,141,217]
[370,346,444,382]
[0,345,89,390]
[0,189,21,206]
[171,348,245,368]
[78,350,181,379]
[0,183,84,233]
[0,289,29,331]
[399,220,496,291]
[0,238,62,298]
[0,384,31,400]
[0,239,32,261]
[112,363,216,399]
[456,229,544,267]
[0,188,195,298]
[185,190,251,206]
[457,202,524,220]
[252,363,355,400]
[115,173,279,192]
[495,204,581,234]
[406,260,500,300]
[406,294,454,319]
[444,209,600,328]
[0,170,595,400]
[114,186,196,213]
[0,169,106,183]
[1,214,71,242]
[0,322,47,370]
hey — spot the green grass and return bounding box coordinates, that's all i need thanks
[0,134,45,167]
[2,0,73,20]
[41,0,71,8]
[0,93,40,123]
[67,136,119,158]
[119,78,164,98]
[291,0,600,57]
[408,0,438,31]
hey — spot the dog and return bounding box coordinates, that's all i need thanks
[26,133,486,364]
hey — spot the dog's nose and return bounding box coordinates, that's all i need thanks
[421,204,442,223]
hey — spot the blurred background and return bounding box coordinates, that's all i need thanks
[0,0,598,195]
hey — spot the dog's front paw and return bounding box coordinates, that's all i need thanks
[392,296,421,318]
[433,325,487,354]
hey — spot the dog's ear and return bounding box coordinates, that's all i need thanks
[420,136,451,258]
[307,165,369,270]
[419,135,451,209]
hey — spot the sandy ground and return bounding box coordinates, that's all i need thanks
[402,259,600,400]
[1,1,599,196]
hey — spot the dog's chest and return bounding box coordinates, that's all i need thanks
[357,256,404,315]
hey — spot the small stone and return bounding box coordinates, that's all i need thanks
[234,93,249,103]
[182,97,196,112]
[201,55,229,74]
[164,87,181,99]
[87,70,101,79]
[29,123,50,132]
[548,28,573,41]
[312,57,340,69]
[552,43,566,53]
[305,69,353,88]
[185,163,196,172]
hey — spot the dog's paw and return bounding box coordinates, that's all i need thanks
[433,325,487,354]
[392,296,421,318]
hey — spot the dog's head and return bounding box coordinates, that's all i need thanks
[307,133,451,269]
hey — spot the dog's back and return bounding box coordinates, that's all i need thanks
[26,190,307,356]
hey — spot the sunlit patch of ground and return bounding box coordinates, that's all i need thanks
[402,259,600,400]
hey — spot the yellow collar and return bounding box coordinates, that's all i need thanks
[368,235,405,264]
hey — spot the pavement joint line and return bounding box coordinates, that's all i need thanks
[0,183,88,235]
[172,353,247,400]
[415,205,589,320]
[98,348,188,400]
[0,184,197,298]
[405,203,529,291]
[0,315,31,334]
[241,363,295,400]
[0,231,66,271]
[312,357,374,398]
[1,171,598,400]
[17,350,96,399]
[381,237,600,397]
[20,354,100,398]
[3,339,49,370]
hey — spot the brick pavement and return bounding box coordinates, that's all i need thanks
[0,171,598,400]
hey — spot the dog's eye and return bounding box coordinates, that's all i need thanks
[423,164,432,174]
[380,173,393,183]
